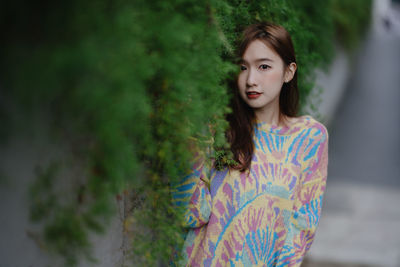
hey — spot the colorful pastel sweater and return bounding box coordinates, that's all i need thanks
[172,115,329,267]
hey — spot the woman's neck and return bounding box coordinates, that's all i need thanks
[255,107,281,126]
[255,109,294,128]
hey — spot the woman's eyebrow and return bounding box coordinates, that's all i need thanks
[239,58,274,64]
[256,58,274,62]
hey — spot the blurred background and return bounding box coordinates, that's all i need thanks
[304,0,400,266]
[0,0,399,266]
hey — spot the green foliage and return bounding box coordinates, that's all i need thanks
[0,0,371,266]
[332,0,373,50]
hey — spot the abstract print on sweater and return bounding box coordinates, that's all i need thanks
[172,115,329,267]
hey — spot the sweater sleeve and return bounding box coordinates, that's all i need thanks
[171,150,212,228]
[288,124,329,266]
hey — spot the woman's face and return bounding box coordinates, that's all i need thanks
[237,39,295,115]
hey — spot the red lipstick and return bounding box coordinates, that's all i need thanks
[246,91,262,99]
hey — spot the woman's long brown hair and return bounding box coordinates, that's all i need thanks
[226,22,299,172]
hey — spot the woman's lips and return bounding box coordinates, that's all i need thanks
[246,92,262,99]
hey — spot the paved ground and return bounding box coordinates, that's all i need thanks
[303,3,400,267]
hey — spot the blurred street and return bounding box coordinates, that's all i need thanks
[305,2,400,266]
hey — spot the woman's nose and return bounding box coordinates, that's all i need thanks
[246,69,257,87]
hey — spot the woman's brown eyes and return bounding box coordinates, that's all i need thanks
[259,64,270,70]
[240,64,270,71]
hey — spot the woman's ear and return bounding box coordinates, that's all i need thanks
[284,62,297,83]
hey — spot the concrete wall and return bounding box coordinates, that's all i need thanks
[307,45,351,127]
[0,104,128,267]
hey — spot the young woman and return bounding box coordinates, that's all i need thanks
[173,22,329,267]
